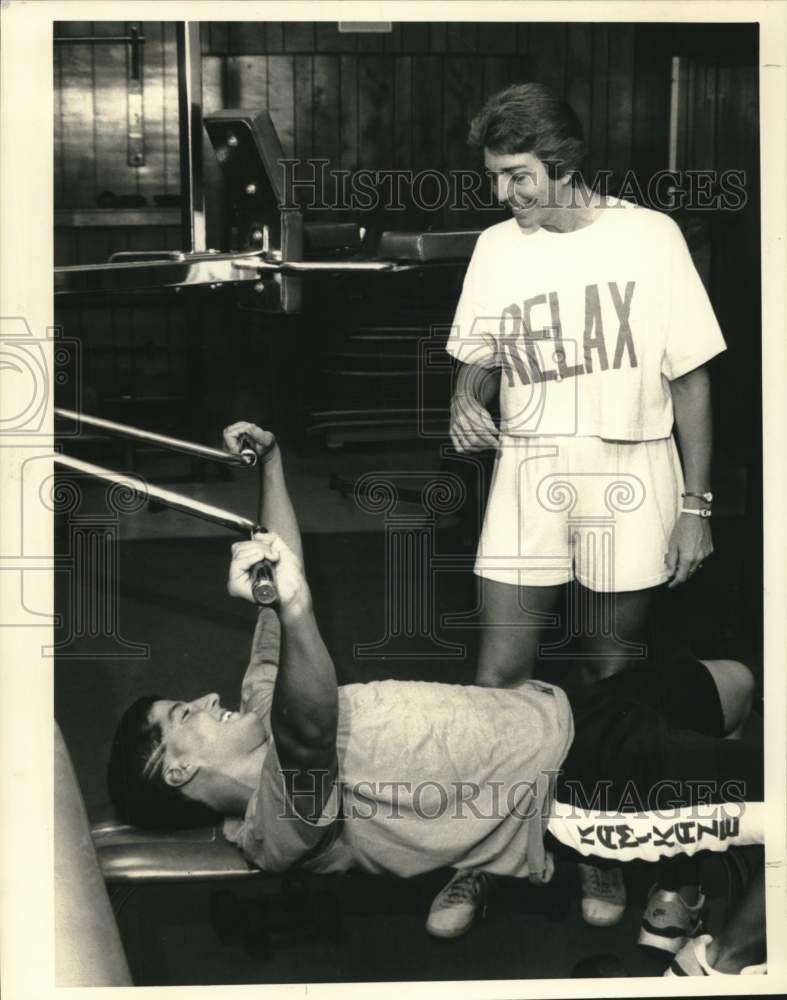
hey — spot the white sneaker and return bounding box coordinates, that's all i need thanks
[665,933,767,976]
[425,869,488,939]
[578,863,626,927]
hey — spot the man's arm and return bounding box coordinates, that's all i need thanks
[666,364,714,587]
[223,422,303,561]
[224,422,301,715]
[228,534,338,822]
[274,596,339,818]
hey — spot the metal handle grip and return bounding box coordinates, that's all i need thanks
[250,559,278,606]
[237,433,259,465]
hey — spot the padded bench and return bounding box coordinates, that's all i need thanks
[92,821,262,884]
[377,229,481,261]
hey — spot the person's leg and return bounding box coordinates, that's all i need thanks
[633,661,762,953]
[642,659,759,952]
[640,854,707,953]
[698,658,756,738]
[655,855,701,905]
[667,848,766,976]
[594,651,765,809]
[475,578,563,687]
[564,654,762,939]
[707,851,766,972]
[576,585,655,685]
[571,436,682,684]
[571,585,656,922]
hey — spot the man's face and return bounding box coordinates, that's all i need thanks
[148,693,266,786]
[485,149,561,231]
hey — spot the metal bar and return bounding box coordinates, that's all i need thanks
[237,259,421,274]
[54,36,146,45]
[53,251,262,295]
[129,25,142,81]
[54,455,257,536]
[312,407,445,417]
[108,251,186,263]
[53,251,423,294]
[127,24,145,166]
[126,28,145,167]
[668,55,682,173]
[55,408,257,467]
[176,22,206,253]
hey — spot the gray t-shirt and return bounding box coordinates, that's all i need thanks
[224,610,575,881]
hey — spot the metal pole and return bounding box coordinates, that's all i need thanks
[52,251,423,295]
[234,258,421,274]
[54,455,257,536]
[53,35,146,45]
[55,408,257,467]
[176,22,206,253]
[54,455,279,604]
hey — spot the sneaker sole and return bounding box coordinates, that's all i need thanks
[664,962,706,976]
[639,919,703,955]
[639,927,688,954]
[425,921,475,940]
[581,907,626,928]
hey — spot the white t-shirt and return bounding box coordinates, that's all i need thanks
[446,201,726,440]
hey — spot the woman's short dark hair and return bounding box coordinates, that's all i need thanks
[468,82,585,179]
[107,695,221,831]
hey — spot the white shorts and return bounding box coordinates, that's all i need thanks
[475,435,684,592]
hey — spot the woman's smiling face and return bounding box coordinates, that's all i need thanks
[484,148,565,230]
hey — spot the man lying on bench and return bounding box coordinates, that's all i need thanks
[108,422,766,978]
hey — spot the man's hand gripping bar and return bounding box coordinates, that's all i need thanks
[249,526,278,605]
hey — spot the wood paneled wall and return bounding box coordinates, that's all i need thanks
[54,21,180,209]
[199,21,671,235]
[675,49,761,460]
[55,20,674,241]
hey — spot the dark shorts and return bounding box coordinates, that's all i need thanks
[556,653,762,812]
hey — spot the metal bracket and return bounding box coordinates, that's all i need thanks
[127,26,145,167]
[203,110,304,312]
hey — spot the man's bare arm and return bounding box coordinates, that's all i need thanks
[223,422,303,562]
[223,422,304,714]
[273,596,339,817]
[228,533,338,820]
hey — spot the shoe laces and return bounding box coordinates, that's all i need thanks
[583,865,621,897]
[440,871,485,905]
